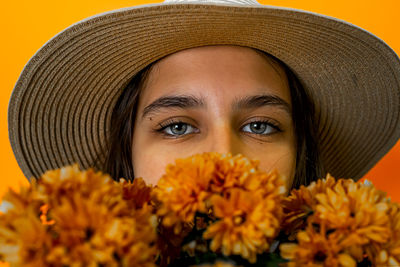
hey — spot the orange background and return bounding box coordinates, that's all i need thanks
[0,0,400,265]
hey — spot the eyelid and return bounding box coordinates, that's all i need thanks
[157,118,196,130]
[241,117,282,131]
[155,118,199,138]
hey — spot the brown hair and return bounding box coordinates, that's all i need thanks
[102,49,324,189]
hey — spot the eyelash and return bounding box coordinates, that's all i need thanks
[155,118,282,138]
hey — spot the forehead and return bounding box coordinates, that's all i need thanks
[139,45,291,108]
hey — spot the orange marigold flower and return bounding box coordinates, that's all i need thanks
[370,202,400,266]
[192,261,240,267]
[0,199,53,266]
[280,224,357,267]
[203,188,283,263]
[156,222,194,267]
[154,152,285,235]
[282,176,398,266]
[314,179,391,247]
[209,153,261,193]
[282,175,336,234]
[120,177,154,209]
[153,152,217,232]
[0,165,158,267]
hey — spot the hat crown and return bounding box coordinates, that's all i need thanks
[163,0,261,6]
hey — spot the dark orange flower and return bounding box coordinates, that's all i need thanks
[120,177,154,209]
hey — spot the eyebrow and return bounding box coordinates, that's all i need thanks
[232,94,291,114]
[142,94,205,119]
[141,93,291,120]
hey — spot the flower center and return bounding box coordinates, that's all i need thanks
[314,251,327,263]
[233,214,246,225]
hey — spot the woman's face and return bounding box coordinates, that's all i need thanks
[132,45,296,187]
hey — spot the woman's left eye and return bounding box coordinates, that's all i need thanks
[241,121,281,136]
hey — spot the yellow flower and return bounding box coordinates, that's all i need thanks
[280,224,357,267]
[203,188,282,263]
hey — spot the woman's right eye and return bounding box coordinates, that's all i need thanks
[157,121,199,137]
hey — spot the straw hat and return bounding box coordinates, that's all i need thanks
[8,0,400,181]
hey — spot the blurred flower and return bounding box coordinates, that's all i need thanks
[120,177,154,210]
[371,202,400,266]
[0,200,53,266]
[280,224,356,267]
[0,182,49,265]
[39,204,55,225]
[192,260,239,267]
[0,165,158,267]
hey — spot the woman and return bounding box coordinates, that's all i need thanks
[104,45,320,189]
[8,0,400,190]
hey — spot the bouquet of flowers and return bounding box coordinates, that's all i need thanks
[0,152,399,267]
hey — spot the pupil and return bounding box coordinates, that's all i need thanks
[171,123,187,134]
[250,122,266,134]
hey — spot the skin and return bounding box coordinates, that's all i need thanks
[132,45,296,188]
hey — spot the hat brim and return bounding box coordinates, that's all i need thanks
[8,2,400,180]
